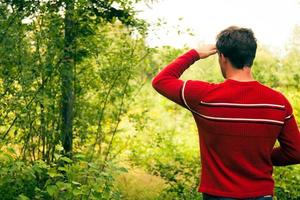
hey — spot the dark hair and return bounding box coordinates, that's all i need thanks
[216,26,257,69]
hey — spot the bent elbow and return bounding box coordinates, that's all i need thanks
[294,151,300,164]
[288,149,300,164]
[151,76,160,90]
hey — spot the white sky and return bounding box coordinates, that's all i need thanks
[136,0,300,52]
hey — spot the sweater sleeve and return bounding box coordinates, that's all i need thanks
[271,97,300,166]
[151,49,208,109]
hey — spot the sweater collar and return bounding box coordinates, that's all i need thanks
[224,79,260,86]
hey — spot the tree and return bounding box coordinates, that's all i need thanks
[0,0,147,158]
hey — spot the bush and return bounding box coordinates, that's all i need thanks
[273,166,300,199]
[0,147,126,200]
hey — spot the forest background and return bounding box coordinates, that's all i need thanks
[0,0,300,199]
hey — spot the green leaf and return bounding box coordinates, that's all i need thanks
[6,146,16,154]
[58,166,67,172]
[74,153,86,160]
[46,185,58,196]
[56,181,71,191]
[60,156,73,163]
[48,170,63,178]
[118,167,128,173]
[17,194,30,200]
[73,188,83,196]
[72,181,81,186]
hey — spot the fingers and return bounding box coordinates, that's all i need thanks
[209,49,218,55]
[204,48,218,57]
[203,50,217,58]
[199,44,217,52]
[196,44,218,59]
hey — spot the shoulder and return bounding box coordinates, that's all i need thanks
[183,80,220,96]
[258,83,293,114]
[184,79,219,89]
[258,83,286,99]
[182,80,221,106]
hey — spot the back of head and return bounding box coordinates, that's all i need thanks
[216,26,257,69]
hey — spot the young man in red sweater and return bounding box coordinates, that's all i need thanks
[152,26,300,200]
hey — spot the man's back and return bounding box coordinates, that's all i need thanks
[183,78,296,198]
[152,47,300,199]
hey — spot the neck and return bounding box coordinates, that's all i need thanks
[226,66,254,82]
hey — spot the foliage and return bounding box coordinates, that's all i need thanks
[0,0,154,199]
[0,0,151,161]
[115,168,166,200]
[123,81,202,199]
[0,147,126,200]
[0,0,300,199]
[273,166,300,199]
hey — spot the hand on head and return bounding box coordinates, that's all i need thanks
[196,44,217,59]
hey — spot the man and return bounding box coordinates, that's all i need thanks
[151,26,300,200]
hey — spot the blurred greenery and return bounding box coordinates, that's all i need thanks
[0,1,299,199]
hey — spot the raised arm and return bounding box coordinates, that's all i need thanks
[151,45,217,107]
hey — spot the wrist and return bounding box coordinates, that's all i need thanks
[190,49,201,60]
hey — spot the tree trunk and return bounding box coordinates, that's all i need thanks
[60,0,75,155]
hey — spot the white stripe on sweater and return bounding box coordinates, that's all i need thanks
[181,80,284,125]
[200,101,285,109]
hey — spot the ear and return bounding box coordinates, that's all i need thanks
[220,53,228,63]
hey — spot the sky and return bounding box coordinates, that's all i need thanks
[135,0,300,53]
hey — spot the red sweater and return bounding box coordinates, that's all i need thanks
[152,49,300,198]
